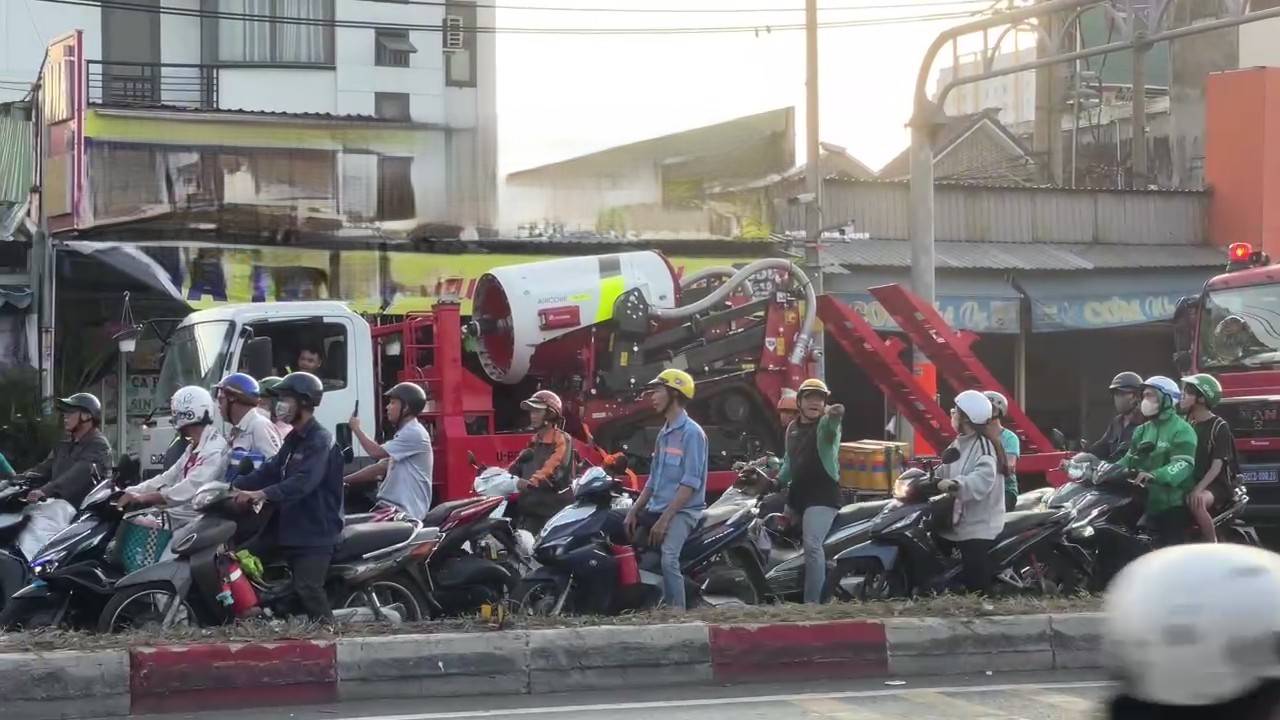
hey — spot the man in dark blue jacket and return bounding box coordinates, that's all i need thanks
[232,372,343,622]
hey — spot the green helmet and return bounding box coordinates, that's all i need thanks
[1181,373,1223,408]
[259,376,283,393]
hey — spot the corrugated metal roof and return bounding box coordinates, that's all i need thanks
[0,103,33,204]
[822,239,1226,271]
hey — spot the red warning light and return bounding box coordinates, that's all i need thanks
[1230,242,1253,262]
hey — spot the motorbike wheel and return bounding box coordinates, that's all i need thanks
[825,559,907,602]
[513,579,563,617]
[98,582,196,633]
[341,576,424,622]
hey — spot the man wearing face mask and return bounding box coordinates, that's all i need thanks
[1089,372,1146,461]
[1114,375,1197,548]
[258,377,293,438]
[120,386,228,528]
[232,372,344,622]
[214,373,282,481]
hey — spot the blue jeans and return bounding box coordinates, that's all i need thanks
[801,506,838,603]
[640,510,700,610]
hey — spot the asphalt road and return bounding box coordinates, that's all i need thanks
[111,670,1112,720]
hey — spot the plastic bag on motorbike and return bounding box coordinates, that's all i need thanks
[16,499,77,560]
[474,467,519,497]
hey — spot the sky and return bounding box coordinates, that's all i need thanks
[493,0,1012,176]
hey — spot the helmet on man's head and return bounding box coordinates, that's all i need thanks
[385,382,428,416]
[215,373,261,403]
[169,386,215,430]
[983,390,1008,419]
[954,389,993,426]
[797,378,830,401]
[521,389,563,418]
[646,369,695,400]
[270,372,324,408]
[1181,373,1223,408]
[1109,371,1144,393]
[56,392,103,423]
[1142,375,1181,408]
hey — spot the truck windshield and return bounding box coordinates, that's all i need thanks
[1199,285,1280,370]
[154,321,235,413]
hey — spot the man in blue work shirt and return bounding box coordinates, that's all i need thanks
[232,372,344,623]
[624,369,707,611]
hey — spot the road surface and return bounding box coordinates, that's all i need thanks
[110,671,1111,720]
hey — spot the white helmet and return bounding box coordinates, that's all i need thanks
[953,389,993,425]
[170,386,216,430]
[1105,544,1280,707]
[982,390,1008,419]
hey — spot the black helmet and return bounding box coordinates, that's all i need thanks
[384,382,428,415]
[56,392,103,423]
[270,372,324,407]
[1109,371,1143,393]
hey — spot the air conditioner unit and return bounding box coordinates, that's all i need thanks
[444,15,465,52]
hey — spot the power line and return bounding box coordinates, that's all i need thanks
[35,0,991,34]
[384,0,993,14]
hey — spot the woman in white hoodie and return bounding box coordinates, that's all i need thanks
[936,389,1006,594]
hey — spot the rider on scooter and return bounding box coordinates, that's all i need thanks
[1179,373,1237,543]
[509,390,574,533]
[1090,372,1146,461]
[1115,376,1197,548]
[345,382,433,521]
[936,390,1006,595]
[215,373,282,474]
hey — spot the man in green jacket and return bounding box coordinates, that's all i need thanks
[1115,375,1197,547]
[776,378,843,603]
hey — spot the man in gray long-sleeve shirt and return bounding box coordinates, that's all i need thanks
[25,393,112,507]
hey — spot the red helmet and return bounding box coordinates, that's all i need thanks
[521,390,563,418]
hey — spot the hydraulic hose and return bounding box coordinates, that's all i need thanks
[679,266,737,289]
[648,258,817,367]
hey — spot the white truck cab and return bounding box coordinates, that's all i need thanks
[141,302,378,476]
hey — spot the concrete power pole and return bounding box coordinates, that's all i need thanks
[1034,3,1065,185]
[804,0,824,378]
[1131,1,1150,189]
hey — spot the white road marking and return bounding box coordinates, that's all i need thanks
[902,690,1027,719]
[324,681,1112,720]
[791,696,891,720]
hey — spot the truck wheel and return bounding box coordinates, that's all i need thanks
[98,582,195,633]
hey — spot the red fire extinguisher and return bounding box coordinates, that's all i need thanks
[611,544,640,587]
[220,558,260,618]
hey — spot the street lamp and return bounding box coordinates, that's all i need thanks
[112,292,142,460]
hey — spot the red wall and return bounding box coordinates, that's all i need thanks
[1206,67,1280,258]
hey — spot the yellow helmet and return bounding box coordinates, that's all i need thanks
[646,368,696,400]
[797,378,830,399]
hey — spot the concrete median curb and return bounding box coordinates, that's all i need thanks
[5,612,1106,719]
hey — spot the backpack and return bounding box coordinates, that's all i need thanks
[1207,416,1241,488]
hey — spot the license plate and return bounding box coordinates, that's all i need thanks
[1240,465,1280,484]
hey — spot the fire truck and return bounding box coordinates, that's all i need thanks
[1174,241,1280,539]
[141,250,1065,502]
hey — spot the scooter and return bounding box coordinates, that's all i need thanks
[0,459,139,629]
[97,482,437,632]
[514,466,769,615]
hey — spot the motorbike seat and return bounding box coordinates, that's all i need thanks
[344,513,377,527]
[832,500,890,531]
[997,509,1063,539]
[333,522,416,562]
[421,498,484,528]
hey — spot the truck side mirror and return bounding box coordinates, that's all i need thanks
[242,336,274,380]
[1172,295,1199,356]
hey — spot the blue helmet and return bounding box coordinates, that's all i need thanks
[1142,375,1181,406]
[215,372,261,401]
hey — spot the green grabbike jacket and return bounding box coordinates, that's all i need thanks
[1116,405,1197,516]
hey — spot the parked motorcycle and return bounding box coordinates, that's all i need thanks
[825,447,1081,600]
[96,483,436,632]
[0,459,139,629]
[514,466,769,615]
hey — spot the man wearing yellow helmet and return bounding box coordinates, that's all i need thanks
[776,377,844,603]
[624,368,707,611]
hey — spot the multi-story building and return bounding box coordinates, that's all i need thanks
[5,0,497,235]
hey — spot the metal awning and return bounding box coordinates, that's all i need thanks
[377,34,418,54]
[1014,268,1214,331]
[57,241,186,303]
[828,269,1022,334]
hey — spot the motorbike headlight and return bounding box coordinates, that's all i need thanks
[893,476,915,500]
[1068,524,1096,540]
[1067,463,1086,481]
[31,547,71,574]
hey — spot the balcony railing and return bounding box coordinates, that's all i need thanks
[87,61,218,111]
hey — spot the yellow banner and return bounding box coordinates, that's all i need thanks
[179,247,772,315]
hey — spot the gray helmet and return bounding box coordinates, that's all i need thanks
[56,393,103,423]
[270,372,324,408]
[383,382,428,416]
[1109,371,1143,393]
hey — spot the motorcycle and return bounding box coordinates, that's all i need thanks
[0,459,140,629]
[825,447,1082,600]
[96,483,437,632]
[514,466,769,615]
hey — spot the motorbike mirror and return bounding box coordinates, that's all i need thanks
[941,447,961,464]
[1049,428,1067,451]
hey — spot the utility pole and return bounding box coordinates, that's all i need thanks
[1034,4,1065,185]
[804,0,824,378]
[1131,1,1149,189]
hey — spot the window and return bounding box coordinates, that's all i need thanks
[375,92,411,121]
[244,321,348,390]
[216,0,334,65]
[378,156,415,220]
[444,1,476,87]
[375,29,416,67]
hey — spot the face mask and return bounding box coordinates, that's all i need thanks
[1141,398,1160,417]
[275,399,298,425]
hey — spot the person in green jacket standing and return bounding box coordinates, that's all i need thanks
[776,378,844,603]
[1116,375,1197,548]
